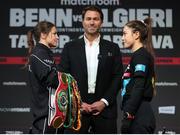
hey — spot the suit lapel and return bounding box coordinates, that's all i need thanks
[78,38,88,77]
[96,39,107,81]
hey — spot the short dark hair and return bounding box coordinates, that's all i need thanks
[82,6,104,21]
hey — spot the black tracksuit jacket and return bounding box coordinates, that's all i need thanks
[28,43,59,133]
[121,47,156,133]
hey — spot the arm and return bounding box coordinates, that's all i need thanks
[123,55,150,115]
[123,76,145,115]
[30,53,58,88]
[121,54,150,133]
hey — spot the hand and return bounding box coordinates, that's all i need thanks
[81,102,92,114]
[90,100,106,115]
[121,118,132,134]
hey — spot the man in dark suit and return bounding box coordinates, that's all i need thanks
[58,5,123,133]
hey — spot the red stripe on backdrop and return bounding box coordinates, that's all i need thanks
[123,57,180,65]
[0,57,27,65]
[0,57,61,65]
[155,57,180,65]
[0,56,180,65]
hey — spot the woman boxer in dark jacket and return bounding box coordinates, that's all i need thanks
[27,21,63,133]
[121,17,156,133]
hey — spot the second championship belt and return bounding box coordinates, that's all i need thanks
[48,72,68,128]
[63,74,81,131]
[48,72,82,130]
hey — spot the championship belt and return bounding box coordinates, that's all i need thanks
[63,73,81,131]
[48,72,81,130]
[48,72,68,128]
[71,80,81,130]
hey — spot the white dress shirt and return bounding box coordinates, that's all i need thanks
[84,35,100,94]
[84,35,109,106]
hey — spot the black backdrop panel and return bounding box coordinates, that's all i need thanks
[0,65,32,133]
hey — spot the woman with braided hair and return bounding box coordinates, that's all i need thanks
[121,17,156,133]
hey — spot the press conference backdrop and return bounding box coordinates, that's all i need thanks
[0,0,179,133]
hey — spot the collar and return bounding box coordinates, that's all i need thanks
[83,34,101,47]
[37,43,53,54]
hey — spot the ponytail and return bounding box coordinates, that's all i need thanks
[23,29,35,68]
[143,17,155,59]
[144,17,157,96]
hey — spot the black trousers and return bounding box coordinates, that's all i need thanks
[64,113,117,134]
[129,101,156,133]
[30,117,64,134]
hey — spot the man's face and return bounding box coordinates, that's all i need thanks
[82,10,103,35]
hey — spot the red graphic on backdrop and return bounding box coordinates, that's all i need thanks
[0,56,180,65]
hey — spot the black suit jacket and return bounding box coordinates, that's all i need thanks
[58,37,123,118]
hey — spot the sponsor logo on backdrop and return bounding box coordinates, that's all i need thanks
[158,106,175,114]
[0,107,30,112]
[158,129,176,134]
[60,0,121,5]
[2,81,27,86]
[5,131,23,134]
[155,81,178,86]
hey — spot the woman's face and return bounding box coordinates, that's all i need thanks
[46,26,59,48]
[122,26,136,49]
